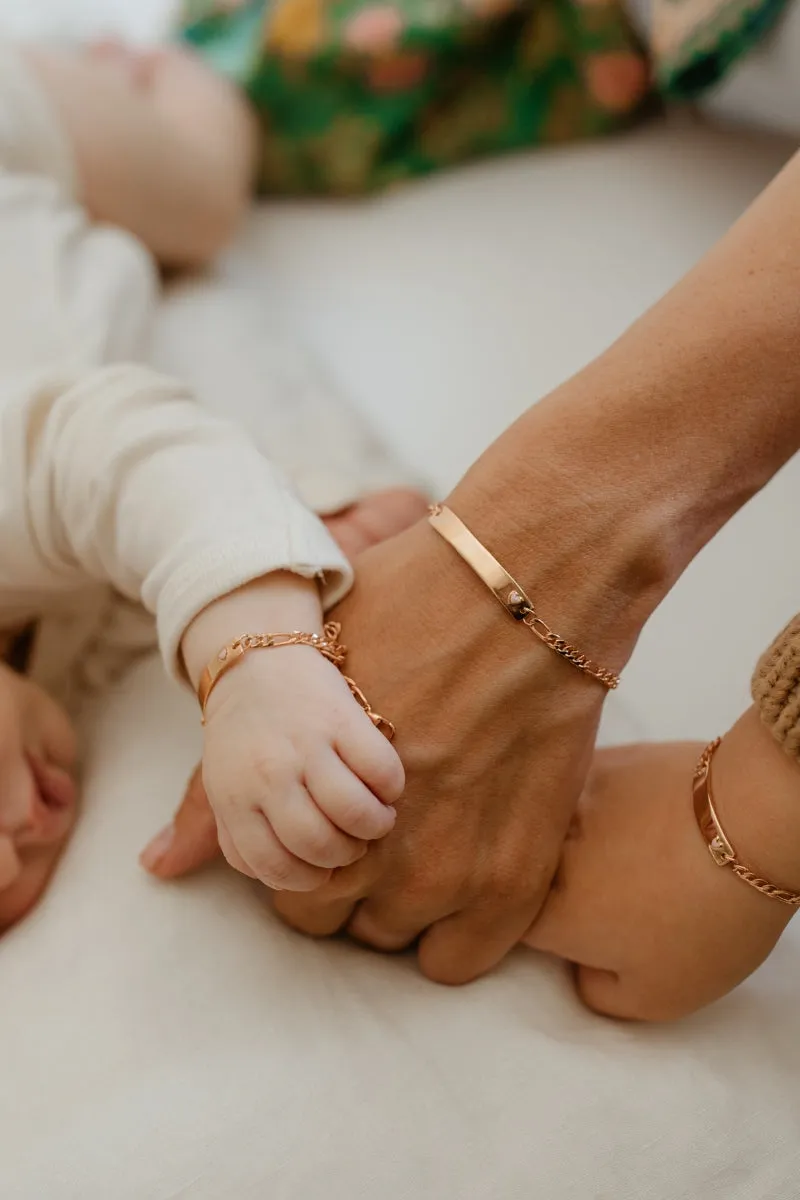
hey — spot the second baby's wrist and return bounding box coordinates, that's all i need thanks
[713,707,800,896]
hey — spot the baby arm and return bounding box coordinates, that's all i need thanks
[3,361,403,891]
[523,708,800,1022]
[181,572,402,891]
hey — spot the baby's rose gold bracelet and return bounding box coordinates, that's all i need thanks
[197,620,394,737]
[427,504,620,690]
[694,739,800,908]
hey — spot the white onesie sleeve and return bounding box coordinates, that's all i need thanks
[0,361,353,680]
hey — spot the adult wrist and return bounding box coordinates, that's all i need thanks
[446,408,675,672]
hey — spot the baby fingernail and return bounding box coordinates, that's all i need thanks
[140,823,175,871]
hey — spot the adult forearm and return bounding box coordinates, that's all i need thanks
[451,149,800,668]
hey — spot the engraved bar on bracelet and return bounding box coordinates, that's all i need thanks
[428,503,533,621]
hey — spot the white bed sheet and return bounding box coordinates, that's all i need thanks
[0,2,800,1195]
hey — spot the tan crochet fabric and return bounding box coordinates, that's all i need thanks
[752,613,800,760]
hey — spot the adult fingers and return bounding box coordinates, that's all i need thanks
[273,890,360,938]
[140,763,221,878]
[346,890,453,952]
[273,853,379,936]
[417,898,542,985]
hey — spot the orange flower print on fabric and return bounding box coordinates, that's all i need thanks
[266,0,325,57]
[586,52,648,112]
[179,0,652,196]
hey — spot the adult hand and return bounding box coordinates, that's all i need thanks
[143,463,643,984]
[273,517,610,983]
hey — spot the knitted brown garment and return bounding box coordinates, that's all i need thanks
[752,613,800,760]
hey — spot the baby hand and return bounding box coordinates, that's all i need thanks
[524,709,800,1021]
[182,575,403,892]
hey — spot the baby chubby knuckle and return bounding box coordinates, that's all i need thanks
[297,823,342,864]
[248,744,299,795]
[335,791,384,837]
[250,848,297,888]
[331,804,368,840]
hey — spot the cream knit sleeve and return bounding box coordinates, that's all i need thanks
[0,362,353,681]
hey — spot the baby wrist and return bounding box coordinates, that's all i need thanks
[181,571,323,689]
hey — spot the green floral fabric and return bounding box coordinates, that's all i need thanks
[179,0,648,196]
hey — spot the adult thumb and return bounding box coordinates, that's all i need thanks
[140,762,220,879]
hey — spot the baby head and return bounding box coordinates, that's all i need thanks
[25,40,258,268]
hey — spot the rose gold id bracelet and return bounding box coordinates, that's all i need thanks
[428,504,620,690]
[197,620,394,737]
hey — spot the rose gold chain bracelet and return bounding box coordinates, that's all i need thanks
[197,620,394,737]
[427,504,620,690]
[693,739,800,908]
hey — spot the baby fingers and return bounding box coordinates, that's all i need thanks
[335,723,405,808]
[266,780,368,869]
[306,749,397,841]
[220,805,333,892]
